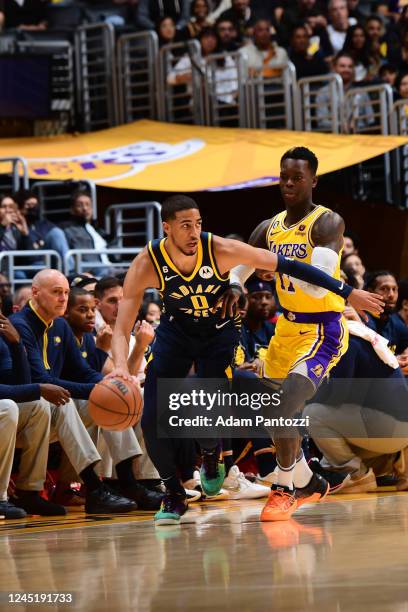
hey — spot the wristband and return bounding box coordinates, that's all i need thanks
[277,255,353,299]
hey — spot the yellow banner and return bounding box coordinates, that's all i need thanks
[0,120,406,192]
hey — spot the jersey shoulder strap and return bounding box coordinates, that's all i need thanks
[147,239,165,291]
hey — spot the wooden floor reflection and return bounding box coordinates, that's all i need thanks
[1,492,408,611]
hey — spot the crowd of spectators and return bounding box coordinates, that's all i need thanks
[2,1,408,95]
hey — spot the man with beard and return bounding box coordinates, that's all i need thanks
[365,271,408,375]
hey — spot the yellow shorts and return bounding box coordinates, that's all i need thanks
[265,312,349,388]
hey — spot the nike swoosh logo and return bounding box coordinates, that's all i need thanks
[215,321,230,329]
[339,282,344,290]
[299,331,309,335]
[165,275,178,281]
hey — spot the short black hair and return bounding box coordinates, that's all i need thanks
[379,63,397,76]
[334,51,355,65]
[366,14,383,26]
[161,195,200,222]
[280,147,318,175]
[397,278,408,310]
[365,270,396,291]
[67,287,92,309]
[94,276,122,300]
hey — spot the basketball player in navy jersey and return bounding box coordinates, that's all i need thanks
[111,195,383,525]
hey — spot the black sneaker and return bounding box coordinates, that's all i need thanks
[154,491,188,525]
[10,491,66,516]
[121,482,164,511]
[0,500,27,519]
[295,473,330,508]
[85,484,137,514]
[308,458,350,493]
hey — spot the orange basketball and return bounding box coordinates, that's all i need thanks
[89,378,143,431]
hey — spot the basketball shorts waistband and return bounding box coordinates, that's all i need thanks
[280,308,343,325]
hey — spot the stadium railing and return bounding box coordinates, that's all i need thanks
[246,62,297,130]
[391,99,408,209]
[344,83,394,203]
[75,22,119,132]
[0,250,62,292]
[117,30,159,124]
[203,50,248,128]
[104,201,163,248]
[0,158,29,193]
[157,40,204,125]
[32,180,97,222]
[63,247,142,275]
[294,73,343,133]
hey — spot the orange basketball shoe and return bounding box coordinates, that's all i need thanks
[260,485,298,522]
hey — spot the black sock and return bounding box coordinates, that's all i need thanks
[162,475,185,496]
[224,454,234,473]
[256,452,277,478]
[80,465,102,493]
[116,457,137,489]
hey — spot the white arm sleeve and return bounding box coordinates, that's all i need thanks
[229,265,254,289]
[292,246,338,298]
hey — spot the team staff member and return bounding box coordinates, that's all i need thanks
[11,270,140,514]
[0,311,68,518]
[64,288,163,510]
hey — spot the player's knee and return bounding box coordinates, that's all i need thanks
[279,373,315,418]
[0,399,19,428]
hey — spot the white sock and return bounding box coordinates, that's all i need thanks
[293,451,313,488]
[276,460,296,490]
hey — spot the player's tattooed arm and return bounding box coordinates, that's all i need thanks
[109,248,158,380]
[311,211,345,253]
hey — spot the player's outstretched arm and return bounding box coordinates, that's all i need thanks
[212,235,384,318]
[110,248,159,380]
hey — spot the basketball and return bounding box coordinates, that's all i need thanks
[88,377,143,431]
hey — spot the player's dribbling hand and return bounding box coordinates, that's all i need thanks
[106,366,133,382]
[211,286,242,319]
[347,289,385,322]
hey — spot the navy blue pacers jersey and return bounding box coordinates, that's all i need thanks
[147,232,241,333]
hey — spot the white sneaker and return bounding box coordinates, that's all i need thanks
[184,488,202,503]
[223,465,270,499]
[255,469,277,487]
[182,470,201,492]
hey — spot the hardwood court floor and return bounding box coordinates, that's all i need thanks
[1,491,408,612]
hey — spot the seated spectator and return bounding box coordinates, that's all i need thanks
[342,230,359,258]
[137,0,191,31]
[327,0,356,55]
[94,276,123,335]
[388,26,408,72]
[365,14,387,62]
[280,0,328,45]
[379,62,398,95]
[316,52,374,132]
[289,24,329,79]
[365,271,408,374]
[156,15,184,47]
[0,309,69,518]
[342,24,378,80]
[398,278,408,328]
[0,0,48,31]
[167,27,218,86]
[219,0,254,41]
[0,195,30,279]
[396,71,408,103]
[0,273,11,299]
[61,190,111,277]
[306,333,408,493]
[11,269,142,514]
[245,19,288,78]
[182,0,211,38]
[12,286,31,313]
[15,189,70,264]
[215,16,239,50]
[342,251,366,288]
